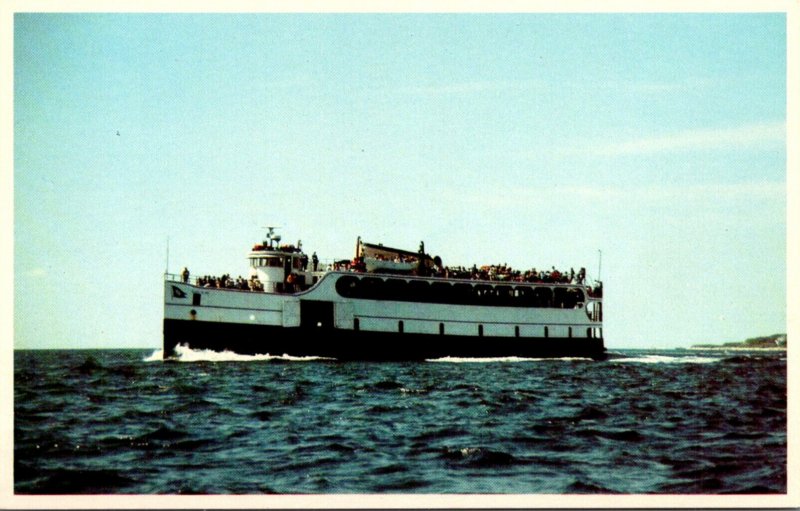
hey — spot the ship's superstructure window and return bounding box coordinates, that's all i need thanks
[478,324,484,337]
[398,320,404,333]
[336,276,359,297]
[252,257,284,268]
[354,318,360,331]
[408,280,429,297]
[439,323,445,335]
[515,326,520,337]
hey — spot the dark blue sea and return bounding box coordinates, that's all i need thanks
[14,347,786,495]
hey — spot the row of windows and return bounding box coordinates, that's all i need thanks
[335,275,585,308]
[250,257,284,268]
[250,256,304,269]
[352,318,599,338]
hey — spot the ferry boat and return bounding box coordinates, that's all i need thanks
[163,228,605,360]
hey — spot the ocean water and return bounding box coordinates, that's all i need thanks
[14,347,786,494]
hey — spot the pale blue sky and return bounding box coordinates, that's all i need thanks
[12,13,787,349]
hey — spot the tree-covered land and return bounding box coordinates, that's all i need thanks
[692,333,786,349]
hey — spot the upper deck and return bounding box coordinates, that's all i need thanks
[168,228,602,313]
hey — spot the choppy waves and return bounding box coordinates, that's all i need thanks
[610,354,720,364]
[15,348,786,494]
[426,356,593,363]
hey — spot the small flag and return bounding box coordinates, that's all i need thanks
[172,285,187,298]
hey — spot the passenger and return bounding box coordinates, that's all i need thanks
[181,267,190,283]
[312,252,319,271]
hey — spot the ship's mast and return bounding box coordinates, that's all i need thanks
[263,225,282,249]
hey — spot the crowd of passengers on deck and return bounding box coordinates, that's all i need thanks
[440,264,587,284]
[339,258,588,284]
[182,268,264,292]
[203,274,264,292]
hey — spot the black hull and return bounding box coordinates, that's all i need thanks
[163,319,606,361]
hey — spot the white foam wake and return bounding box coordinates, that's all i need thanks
[144,344,335,362]
[142,349,164,362]
[426,356,593,363]
[611,355,719,364]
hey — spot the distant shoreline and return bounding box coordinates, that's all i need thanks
[686,346,786,352]
[689,333,786,351]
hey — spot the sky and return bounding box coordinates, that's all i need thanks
[10,11,790,350]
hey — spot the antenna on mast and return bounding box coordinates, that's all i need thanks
[165,236,170,275]
[597,249,602,282]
